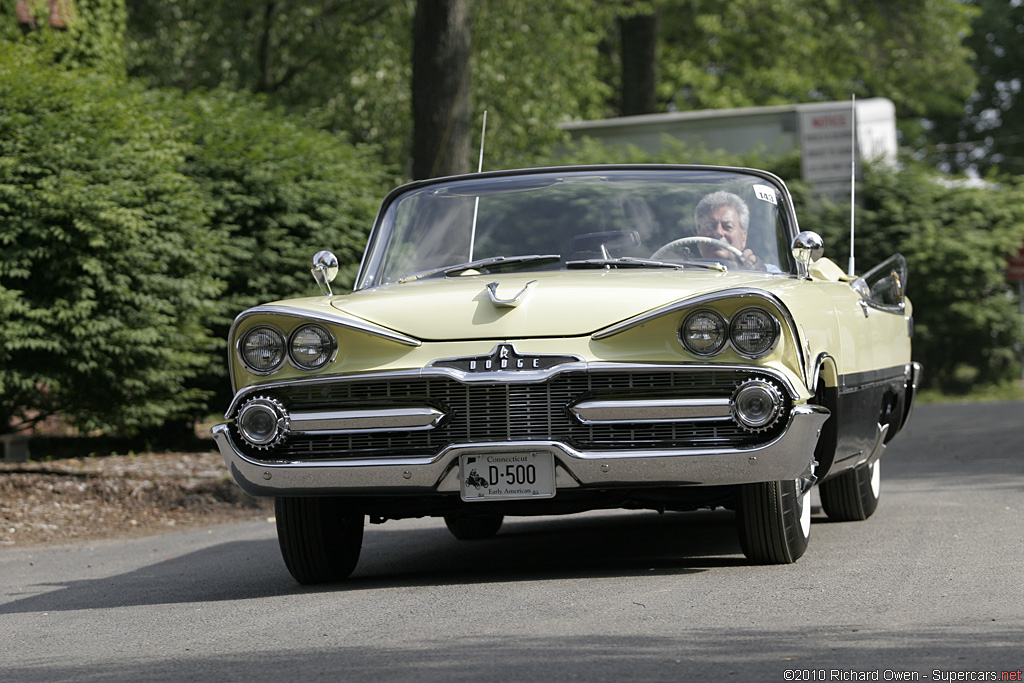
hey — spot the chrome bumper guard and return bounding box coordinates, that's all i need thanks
[212,405,830,498]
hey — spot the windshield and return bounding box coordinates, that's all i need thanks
[357,168,794,288]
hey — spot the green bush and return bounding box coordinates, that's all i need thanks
[142,88,392,412]
[1,0,127,76]
[1,46,392,436]
[0,45,219,435]
[804,163,1024,392]
[144,88,390,313]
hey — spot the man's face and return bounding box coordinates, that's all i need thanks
[697,205,747,260]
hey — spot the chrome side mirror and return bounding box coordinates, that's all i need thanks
[791,231,824,279]
[311,250,339,296]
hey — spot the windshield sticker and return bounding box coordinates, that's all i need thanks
[753,184,778,205]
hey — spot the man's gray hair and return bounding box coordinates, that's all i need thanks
[694,191,750,233]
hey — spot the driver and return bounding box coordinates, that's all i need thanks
[693,191,767,271]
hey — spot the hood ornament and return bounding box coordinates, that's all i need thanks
[486,280,536,309]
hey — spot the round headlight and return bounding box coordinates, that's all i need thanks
[289,324,336,370]
[730,308,779,358]
[239,326,286,374]
[236,396,289,449]
[680,310,728,357]
[732,380,783,432]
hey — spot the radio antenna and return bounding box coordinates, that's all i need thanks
[469,110,488,261]
[848,95,857,277]
[477,110,488,173]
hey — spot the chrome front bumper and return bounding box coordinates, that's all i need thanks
[212,405,829,498]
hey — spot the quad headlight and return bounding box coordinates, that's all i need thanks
[238,323,337,374]
[680,310,728,356]
[679,307,780,359]
[289,324,336,370]
[239,326,286,374]
[730,308,780,358]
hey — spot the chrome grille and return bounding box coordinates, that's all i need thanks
[238,368,789,462]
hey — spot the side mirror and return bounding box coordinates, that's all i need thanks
[791,231,824,279]
[311,250,339,296]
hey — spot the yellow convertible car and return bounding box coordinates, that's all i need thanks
[212,165,921,583]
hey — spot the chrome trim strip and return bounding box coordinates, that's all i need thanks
[808,352,835,394]
[230,304,420,348]
[570,397,732,424]
[290,407,445,434]
[224,362,803,418]
[864,422,889,467]
[212,404,830,497]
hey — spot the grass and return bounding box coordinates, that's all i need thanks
[916,380,1024,404]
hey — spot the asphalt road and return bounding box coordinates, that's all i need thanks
[2,402,1022,682]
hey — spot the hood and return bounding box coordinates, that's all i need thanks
[331,270,783,341]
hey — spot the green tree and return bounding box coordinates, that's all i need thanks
[657,0,976,128]
[124,1,617,172]
[927,0,1024,176]
[125,1,977,175]
[126,0,414,164]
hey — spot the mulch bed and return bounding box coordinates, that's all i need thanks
[1,450,271,548]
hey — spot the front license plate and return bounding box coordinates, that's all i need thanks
[459,452,556,501]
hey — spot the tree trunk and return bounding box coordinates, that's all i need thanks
[256,1,280,94]
[619,9,658,116]
[412,0,472,180]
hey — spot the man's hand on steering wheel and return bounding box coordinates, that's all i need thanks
[738,248,767,271]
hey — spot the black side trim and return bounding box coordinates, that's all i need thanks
[840,365,909,394]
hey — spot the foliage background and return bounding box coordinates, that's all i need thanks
[0,44,389,437]
[2,0,1023,439]
[0,45,217,435]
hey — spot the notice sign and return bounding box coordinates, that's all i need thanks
[797,99,897,203]
[1008,243,1024,283]
[799,107,855,184]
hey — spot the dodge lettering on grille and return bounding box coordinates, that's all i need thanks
[431,343,578,373]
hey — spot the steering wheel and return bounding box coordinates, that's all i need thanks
[651,236,744,261]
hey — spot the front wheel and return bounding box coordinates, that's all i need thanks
[275,497,364,584]
[736,479,811,564]
[819,459,881,522]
